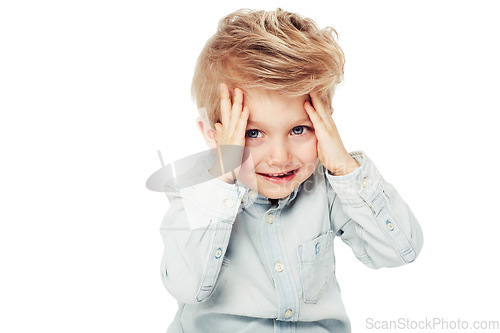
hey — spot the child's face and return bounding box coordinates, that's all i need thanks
[237,89,319,200]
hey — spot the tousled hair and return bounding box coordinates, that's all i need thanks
[191,8,345,129]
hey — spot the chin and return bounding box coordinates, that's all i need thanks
[261,189,295,200]
[255,177,304,200]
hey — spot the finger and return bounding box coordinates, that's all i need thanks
[214,122,222,144]
[229,88,244,131]
[307,101,342,145]
[234,106,250,141]
[304,100,327,133]
[309,92,332,125]
[219,83,231,129]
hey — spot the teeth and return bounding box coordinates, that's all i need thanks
[266,170,294,177]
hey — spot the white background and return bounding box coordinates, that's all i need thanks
[1,0,499,332]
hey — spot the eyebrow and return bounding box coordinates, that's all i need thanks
[246,118,312,129]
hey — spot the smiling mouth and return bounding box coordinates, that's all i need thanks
[257,169,298,178]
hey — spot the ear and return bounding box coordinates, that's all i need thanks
[196,117,217,149]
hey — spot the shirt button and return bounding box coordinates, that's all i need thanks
[267,213,274,224]
[224,199,234,208]
[360,176,369,188]
[274,261,284,273]
[315,242,320,254]
[284,309,293,319]
[386,220,395,231]
[248,191,257,200]
[214,248,222,259]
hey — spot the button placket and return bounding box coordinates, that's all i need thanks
[262,207,297,321]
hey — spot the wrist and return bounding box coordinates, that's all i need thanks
[208,144,244,184]
[209,167,236,184]
[327,155,360,176]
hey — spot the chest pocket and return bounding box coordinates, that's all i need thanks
[297,230,335,304]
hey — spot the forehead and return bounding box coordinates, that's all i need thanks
[243,89,311,127]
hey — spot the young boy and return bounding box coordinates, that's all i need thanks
[148,8,423,333]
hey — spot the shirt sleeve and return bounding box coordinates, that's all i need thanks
[326,151,424,269]
[159,169,245,304]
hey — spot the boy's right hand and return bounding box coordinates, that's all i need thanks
[209,83,249,184]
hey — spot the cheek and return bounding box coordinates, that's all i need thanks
[242,145,264,165]
[296,136,318,162]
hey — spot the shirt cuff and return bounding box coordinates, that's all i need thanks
[179,169,245,225]
[325,151,384,206]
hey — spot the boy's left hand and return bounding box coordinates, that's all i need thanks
[304,92,360,176]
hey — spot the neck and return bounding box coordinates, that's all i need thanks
[269,198,279,206]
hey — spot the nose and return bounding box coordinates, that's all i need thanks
[266,138,292,167]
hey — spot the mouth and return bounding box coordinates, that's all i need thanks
[257,169,299,184]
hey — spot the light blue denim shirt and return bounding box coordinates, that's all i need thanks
[154,151,423,333]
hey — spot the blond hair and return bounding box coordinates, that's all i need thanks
[191,8,345,129]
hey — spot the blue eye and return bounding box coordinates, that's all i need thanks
[291,126,309,135]
[246,129,262,138]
